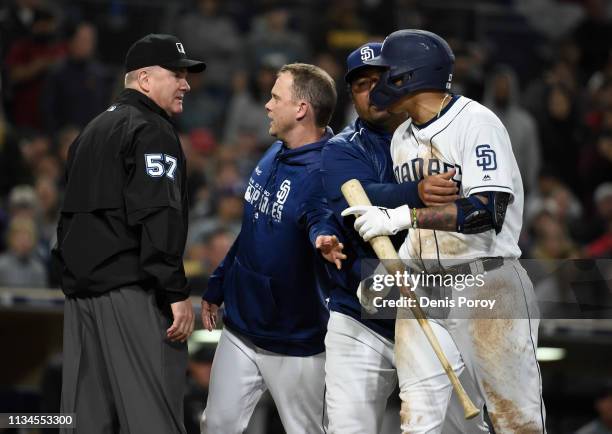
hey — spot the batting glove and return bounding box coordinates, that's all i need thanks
[341,204,412,241]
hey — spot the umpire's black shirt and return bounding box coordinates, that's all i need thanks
[55,88,189,302]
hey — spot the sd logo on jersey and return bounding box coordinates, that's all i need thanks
[475,144,497,171]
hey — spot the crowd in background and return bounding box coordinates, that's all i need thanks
[0,0,611,291]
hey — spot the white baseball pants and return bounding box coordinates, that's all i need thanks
[201,327,326,434]
[324,311,398,434]
[395,261,546,434]
[324,311,479,434]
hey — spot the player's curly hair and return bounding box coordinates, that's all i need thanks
[279,63,337,128]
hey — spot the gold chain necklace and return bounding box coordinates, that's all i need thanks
[436,93,450,118]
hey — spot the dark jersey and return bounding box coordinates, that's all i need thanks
[54,88,189,303]
[204,132,341,356]
[322,118,424,340]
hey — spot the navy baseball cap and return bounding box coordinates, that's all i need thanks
[344,42,383,83]
[125,34,206,73]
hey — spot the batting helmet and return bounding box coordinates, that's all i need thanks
[365,29,455,109]
[344,42,382,84]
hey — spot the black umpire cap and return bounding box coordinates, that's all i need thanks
[125,34,206,73]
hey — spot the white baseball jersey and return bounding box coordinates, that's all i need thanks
[390,95,523,262]
[390,96,545,433]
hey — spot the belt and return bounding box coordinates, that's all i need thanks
[445,257,504,275]
[411,257,504,276]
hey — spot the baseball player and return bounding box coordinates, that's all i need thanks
[343,30,546,433]
[321,43,461,433]
[200,63,345,434]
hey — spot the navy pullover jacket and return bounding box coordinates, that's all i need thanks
[204,131,339,356]
[321,118,424,340]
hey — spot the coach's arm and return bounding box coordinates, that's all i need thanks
[201,233,240,331]
[299,174,347,269]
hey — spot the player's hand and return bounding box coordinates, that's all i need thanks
[201,299,219,332]
[167,298,195,342]
[341,204,412,241]
[418,169,459,206]
[316,235,347,270]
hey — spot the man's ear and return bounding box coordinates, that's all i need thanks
[296,101,309,122]
[137,69,151,93]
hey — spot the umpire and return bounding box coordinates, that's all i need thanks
[55,34,205,434]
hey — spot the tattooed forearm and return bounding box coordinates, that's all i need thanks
[414,194,488,231]
[415,203,457,231]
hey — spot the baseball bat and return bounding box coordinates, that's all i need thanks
[341,179,480,420]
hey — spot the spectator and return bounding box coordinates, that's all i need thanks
[579,130,612,202]
[315,50,351,133]
[215,160,246,195]
[0,217,47,288]
[558,38,584,79]
[188,192,243,246]
[55,124,80,165]
[185,226,235,294]
[603,107,612,130]
[34,176,59,246]
[247,4,310,68]
[527,174,588,243]
[390,0,426,33]
[223,54,284,147]
[174,72,228,136]
[172,0,243,93]
[515,0,583,41]
[530,210,580,260]
[1,184,39,252]
[184,231,208,295]
[585,73,612,133]
[8,184,39,221]
[35,175,60,285]
[549,184,585,237]
[447,38,487,101]
[203,226,234,275]
[523,59,580,116]
[587,53,612,99]
[585,183,612,258]
[42,22,113,133]
[572,0,612,81]
[483,65,541,195]
[35,153,61,183]
[0,0,41,58]
[535,84,584,192]
[232,130,265,179]
[576,385,612,434]
[15,132,52,186]
[190,183,213,223]
[312,0,369,59]
[4,8,67,129]
[180,132,210,208]
[0,110,28,197]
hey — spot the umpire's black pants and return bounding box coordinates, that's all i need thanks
[60,286,187,434]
